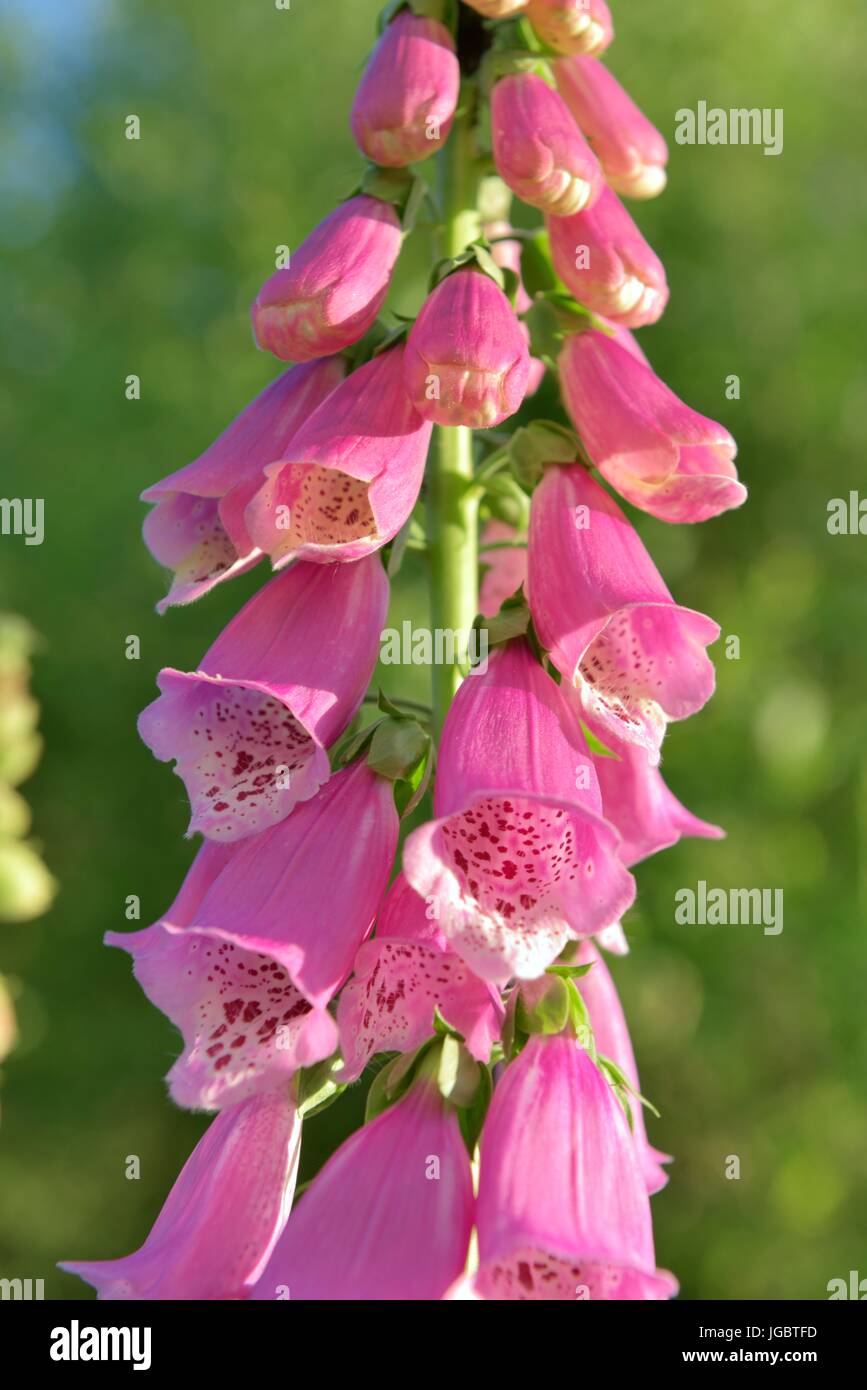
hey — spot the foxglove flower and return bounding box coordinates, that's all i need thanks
[106,761,399,1109]
[350,11,459,167]
[138,556,388,842]
[574,940,672,1194]
[479,520,528,617]
[337,873,503,1082]
[246,346,432,565]
[404,640,635,983]
[251,1074,474,1301]
[491,73,603,216]
[528,464,719,763]
[555,55,669,199]
[142,359,344,612]
[559,330,746,522]
[586,715,724,865]
[251,196,401,362]
[547,184,668,326]
[453,1034,677,1298]
[60,1089,300,1300]
[404,269,530,428]
[527,0,613,56]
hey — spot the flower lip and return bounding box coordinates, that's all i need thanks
[404,783,635,985]
[573,599,720,764]
[138,668,331,842]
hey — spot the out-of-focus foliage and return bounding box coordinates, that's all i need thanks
[0,0,864,1299]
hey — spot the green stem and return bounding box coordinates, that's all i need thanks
[427,105,482,738]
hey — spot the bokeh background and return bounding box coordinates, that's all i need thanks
[1,0,865,1299]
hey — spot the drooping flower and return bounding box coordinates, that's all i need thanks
[559,329,745,522]
[574,940,672,1194]
[336,873,503,1083]
[479,520,528,617]
[350,10,459,167]
[403,268,531,428]
[141,359,344,612]
[527,0,614,56]
[547,184,668,326]
[251,196,401,362]
[246,345,432,565]
[491,73,603,217]
[528,464,720,763]
[403,640,635,984]
[106,761,399,1110]
[452,1034,677,1299]
[584,712,724,865]
[555,55,669,199]
[138,556,388,842]
[60,1089,301,1300]
[250,1074,474,1301]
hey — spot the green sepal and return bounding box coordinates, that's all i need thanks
[432,1006,465,1042]
[516,974,572,1037]
[580,722,621,759]
[599,1053,661,1122]
[366,715,430,782]
[458,1061,493,1155]
[546,961,594,981]
[294,1054,346,1120]
[431,1034,483,1108]
[508,419,581,488]
[355,164,430,232]
[473,591,531,650]
[429,239,506,293]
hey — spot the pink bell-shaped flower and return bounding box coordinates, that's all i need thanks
[555,55,669,199]
[452,1034,677,1298]
[251,1073,474,1301]
[106,761,399,1110]
[351,10,459,167]
[559,329,745,522]
[60,1089,301,1299]
[138,556,388,842]
[547,184,668,326]
[528,464,720,763]
[491,73,603,216]
[403,640,635,983]
[527,0,614,56]
[404,268,531,428]
[251,196,401,362]
[142,358,344,612]
[337,873,503,1082]
[246,345,432,565]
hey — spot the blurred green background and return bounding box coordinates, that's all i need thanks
[1,0,865,1299]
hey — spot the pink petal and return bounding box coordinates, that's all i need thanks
[138,557,388,842]
[250,1080,474,1300]
[60,1089,301,1299]
[246,347,431,565]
